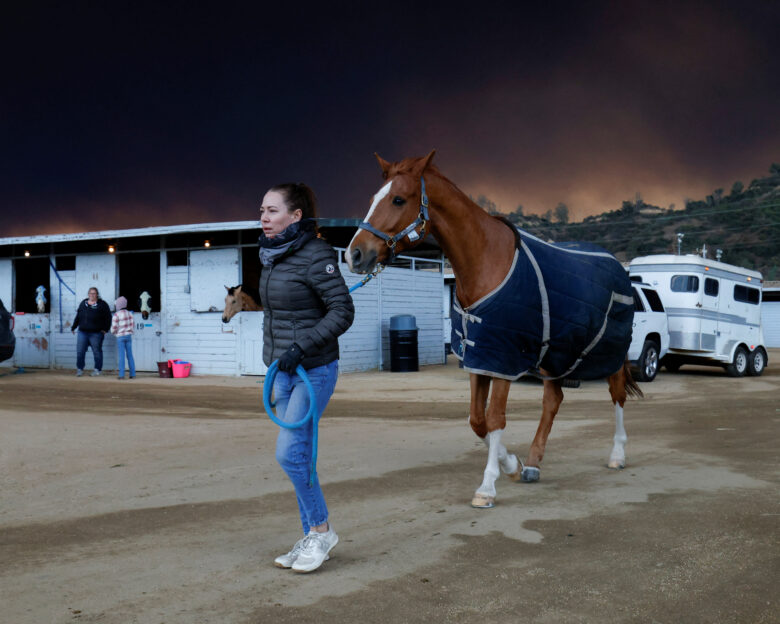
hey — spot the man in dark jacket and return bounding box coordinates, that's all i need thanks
[71,286,112,376]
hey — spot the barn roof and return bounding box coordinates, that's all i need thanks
[0,218,363,246]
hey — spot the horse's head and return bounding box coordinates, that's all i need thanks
[139,291,152,319]
[222,285,243,323]
[347,151,436,274]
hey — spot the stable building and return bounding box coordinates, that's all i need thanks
[0,220,445,375]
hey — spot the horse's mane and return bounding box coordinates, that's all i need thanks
[389,159,477,211]
[229,284,262,306]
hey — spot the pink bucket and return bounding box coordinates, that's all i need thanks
[169,359,192,378]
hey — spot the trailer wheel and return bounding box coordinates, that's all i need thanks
[636,340,660,382]
[747,348,766,377]
[725,346,748,377]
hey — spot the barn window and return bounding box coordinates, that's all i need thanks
[734,285,760,305]
[167,250,188,266]
[670,275,699,293]
[56,256,76,271]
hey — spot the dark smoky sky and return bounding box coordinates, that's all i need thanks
[1,1,778,237]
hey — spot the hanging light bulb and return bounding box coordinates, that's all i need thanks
[204,240,211,248]
[108,245,115,253]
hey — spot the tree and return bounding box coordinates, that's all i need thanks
[475,194,498,215]
[713,188,723,204]
[554,202,569,224]
[730,181,744,196]
[542,209,552,222]
[770,163,780,175]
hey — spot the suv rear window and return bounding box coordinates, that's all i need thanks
[632,288,645,312]
[671,275,699,293]
[641,288,665,312]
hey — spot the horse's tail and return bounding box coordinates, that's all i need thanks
[623,360,644,399]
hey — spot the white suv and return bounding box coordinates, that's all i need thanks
[627,282,670,382]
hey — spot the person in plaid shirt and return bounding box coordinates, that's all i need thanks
[111,296,136,379]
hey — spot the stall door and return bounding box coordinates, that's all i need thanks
[76,255,117,307]
[132,312,162,371]
[13,313,51,368]
[239,311,267,375]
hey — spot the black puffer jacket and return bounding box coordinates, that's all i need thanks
[72,299,112,332]
[260,236,354,370]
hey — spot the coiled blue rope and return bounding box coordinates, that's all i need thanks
[263,360,320,486]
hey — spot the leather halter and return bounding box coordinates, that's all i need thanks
[357,177,430,256]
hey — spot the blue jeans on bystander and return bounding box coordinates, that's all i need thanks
[273,359,339,535]
[76,331,105,371]
[116,335,136,379]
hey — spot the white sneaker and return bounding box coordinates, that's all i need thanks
[90,370,101,377]
[291,527,338,573]
[76,369,84,377]
[274,537,331,569]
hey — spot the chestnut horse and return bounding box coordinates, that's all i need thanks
[221,285,263,323]
[347,152,642,508]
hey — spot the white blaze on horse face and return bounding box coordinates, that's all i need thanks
[346,180,393,270]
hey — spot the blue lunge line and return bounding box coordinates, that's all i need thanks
[49,260,76,334]
[263,360,320,487]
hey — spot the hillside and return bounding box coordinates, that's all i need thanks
[497,164,780,279]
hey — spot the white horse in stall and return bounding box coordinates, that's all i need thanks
[139,291,152,319]
[35,286,47,313]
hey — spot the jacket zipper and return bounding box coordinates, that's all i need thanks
[264,263,274,355]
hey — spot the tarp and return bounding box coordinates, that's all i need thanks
[451,223,634,381]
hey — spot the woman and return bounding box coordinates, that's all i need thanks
[71,286,112,376]
[110,296,136,379]
[259,182,354,573]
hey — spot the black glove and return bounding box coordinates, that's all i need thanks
[278,343,305,373]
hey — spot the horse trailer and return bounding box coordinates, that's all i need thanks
[628,254,767,376]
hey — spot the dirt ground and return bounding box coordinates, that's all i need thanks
[1,353,778,624]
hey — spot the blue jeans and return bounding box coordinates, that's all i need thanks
[76,331,105,371]
[116,335,136,378]
[273,360,339,535]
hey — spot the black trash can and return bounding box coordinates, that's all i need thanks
[389,314,419,372]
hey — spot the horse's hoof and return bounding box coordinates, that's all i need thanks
[521,466,540,482]
[506,469,522,482]
[471,493,495,509]
[607,459,625,470]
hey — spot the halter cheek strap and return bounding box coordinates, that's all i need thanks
[357,177,430,255]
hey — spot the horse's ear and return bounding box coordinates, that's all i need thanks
[415,150,436,175]
[375,153,392,180]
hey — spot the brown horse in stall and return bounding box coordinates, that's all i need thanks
[221,285,263,323]
[347,152,642,508]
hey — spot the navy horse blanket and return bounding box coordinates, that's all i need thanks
[451,222,634,381]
